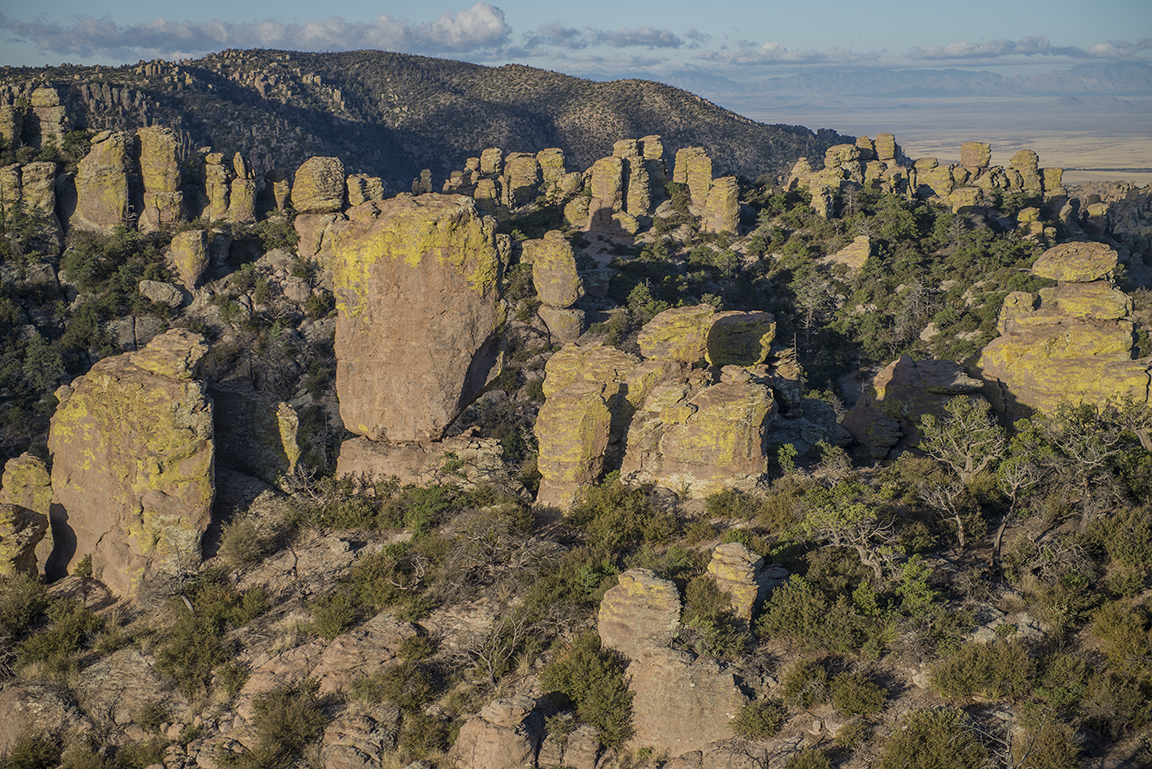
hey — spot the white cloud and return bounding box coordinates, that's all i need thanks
[0,4,512,60]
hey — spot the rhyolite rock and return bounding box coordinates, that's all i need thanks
[961,141,992,168]
[168,229,210,289]
[621,370,776,497]
[537,305,584,344]
[703,177,739,234]
[136,126,184,231]
[705,311,776,367]
[1031,241,1119,283]
[527,230,583,308]
[330,194,502,443]
[674,147,713,209]
[46,329,214,594]
[346,173,386,206]
[448,696,542,769]
[293,156,346,214]
[210,383,300,485]
[820,235,871,273]
[72,131,133,233]
[842,355,985,459]
[336,431,509,490]
[0,503,48,577]
[1,453,54,574]
[706,542,768,620]
[598,569,681,659]
[535,381,613,509]
[637,304,716,363]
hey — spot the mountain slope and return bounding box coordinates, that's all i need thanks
[1,49,853,190]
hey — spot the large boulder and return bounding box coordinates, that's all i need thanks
[72,131,133,233]
[598,569,681,659]
[1,453,54,574]
[331,194,503,442]
[46,330,214,595]
[1031,241,1119,283]
[705,311,776,367]
[842,355,986,459]
[637,305,716,364]
[336,431,509,490]
[527,230,583,308]
[168,229,210,290]
[449,696,542,769]
[0,503,48,577]
[703,177,739,234]
[293,156,346,214]
[621,369,775,498]
[535,381,613,509]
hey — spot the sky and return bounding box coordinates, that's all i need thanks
[1,0,1150,83]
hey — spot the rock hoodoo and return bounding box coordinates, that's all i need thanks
[46,329,215,595]
[977,242,1151,417]
[330,193,503,443]
[1,454,54,576]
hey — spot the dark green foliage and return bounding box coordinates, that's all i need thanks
[780,658,830,708]
[570,477,678,552]
[307,592,358,640]
[730,699,786,739]
[1,735,60,769]
[830,671,887,715]
[540,631,633,750]
[222,680,328,768]
[878,709,987,769]
[680,575,746,659]
[349,660,435,710]
[16,598,103,675]
[1092,599,1152,669]
[930,638,1035,701]
[0,573,50,639]
[784,748,833,769]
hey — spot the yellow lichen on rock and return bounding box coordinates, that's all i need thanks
[535,380,613,510]
[1,454,54,576]
[705,311,776,367]
[0,503,48,578]
[638,305,716,363]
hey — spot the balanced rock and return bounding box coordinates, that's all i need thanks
[47,329,214,594]
[293,156,346,214]
[72,131,132,233]
[705,311,776,367]
[346,173,386,206]
[706,542,765,620]
[537,305,584,344]
[0,504,48,577]
[449,695,542,769]
[168,229,210,289]
[598,569,681,659]
[527,230,583,308]
[841,355,985,459]
[674,147,712,209]
[1031,241,1119,283]
[202,152,232,221]
[1,453,54,573]
[638,305,716,363]
[503,153,540,207]
[331,194,502,442]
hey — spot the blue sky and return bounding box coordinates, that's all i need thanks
[1,0,1149,82]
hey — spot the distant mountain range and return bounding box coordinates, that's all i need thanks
[660,61,1152,99]
[0,50,854,191]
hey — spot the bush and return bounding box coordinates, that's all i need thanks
[1092,599,1152,669]
[569,478,678,552]
[781,658,831,709]
[831,671,887,715]
[223,680,328,768]
[730,699,785,740]
[929,638,1035,701]
[1014,718,1081,769]
[218,517,274,567]
[16,598,103,675]
[680,575,746,659]
[349,661,435,710]
[878,709,987,769]
[0,573,50,638]
[3,735,60,769]
[784,748,833,769]
[540,631,633,750]
[756,576,826,645]
[307,592,358,640]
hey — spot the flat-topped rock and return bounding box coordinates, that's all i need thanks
[1031,241,1119,283]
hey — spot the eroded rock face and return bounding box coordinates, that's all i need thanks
[47,329,214,595]
[72,131,133,233]
[1,453,54,574]
[0,503,48,577]
[598,569,681,659]
[210,383,300,485]
[535,381,612,509]
[331,194,503,443]
[703,177,739,234]
[705,311,776,367]
[336,431,509,490]
[842,355,986,459]
[637,304,716,364]
[706,542,767,621]
[293,156,346,214]
[1031,241,1118,283]
[621,369,775,498]
[136,126,184,231]
[169,229,209,289]
[449,695,542,769]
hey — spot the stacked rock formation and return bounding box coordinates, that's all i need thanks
[71,131,136,233]
[0,503,48,578]
[842,355,987,459]
[582,136,671,234]
[598,569,747,756]
[330,194,508,484]
[706,542,789,621]
[788,134,1065,218]
[524,230,585,342]
[532,304,836,505]
[442,146,580,215]
[977,242,1151,417]
[46,329,215,596]
[671,146,739,234]
[1,454,54,575]
[448,696,542,769]
[0,160,61,241]
[136,127,184,231]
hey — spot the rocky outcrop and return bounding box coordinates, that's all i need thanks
[168,229,210,290]
[1,454,53,575]
[331,194,502,443]
[47,329,214,595]
[292,156,346,214]
[637,305,716,363]
[136,126,184,231]
[819,235,871,274]
[842,355,986,459]
[674,147,713,210]
[705,311,776,367]
[703,177,739,235]
[977,242,1151,417]
[706,542,788,621]
[598,569,747,756]
[449,696,542,769]
[535,381,613,509]
[336,431,509,490]
[71,131,133,233]
[526,230,584,342]
[0,503,48,577]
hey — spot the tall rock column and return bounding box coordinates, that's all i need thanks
[331,194,503,442]
[72,131,133,233]
[136,127,184,231]
[47,330,214,596]
[526,230,584,343]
